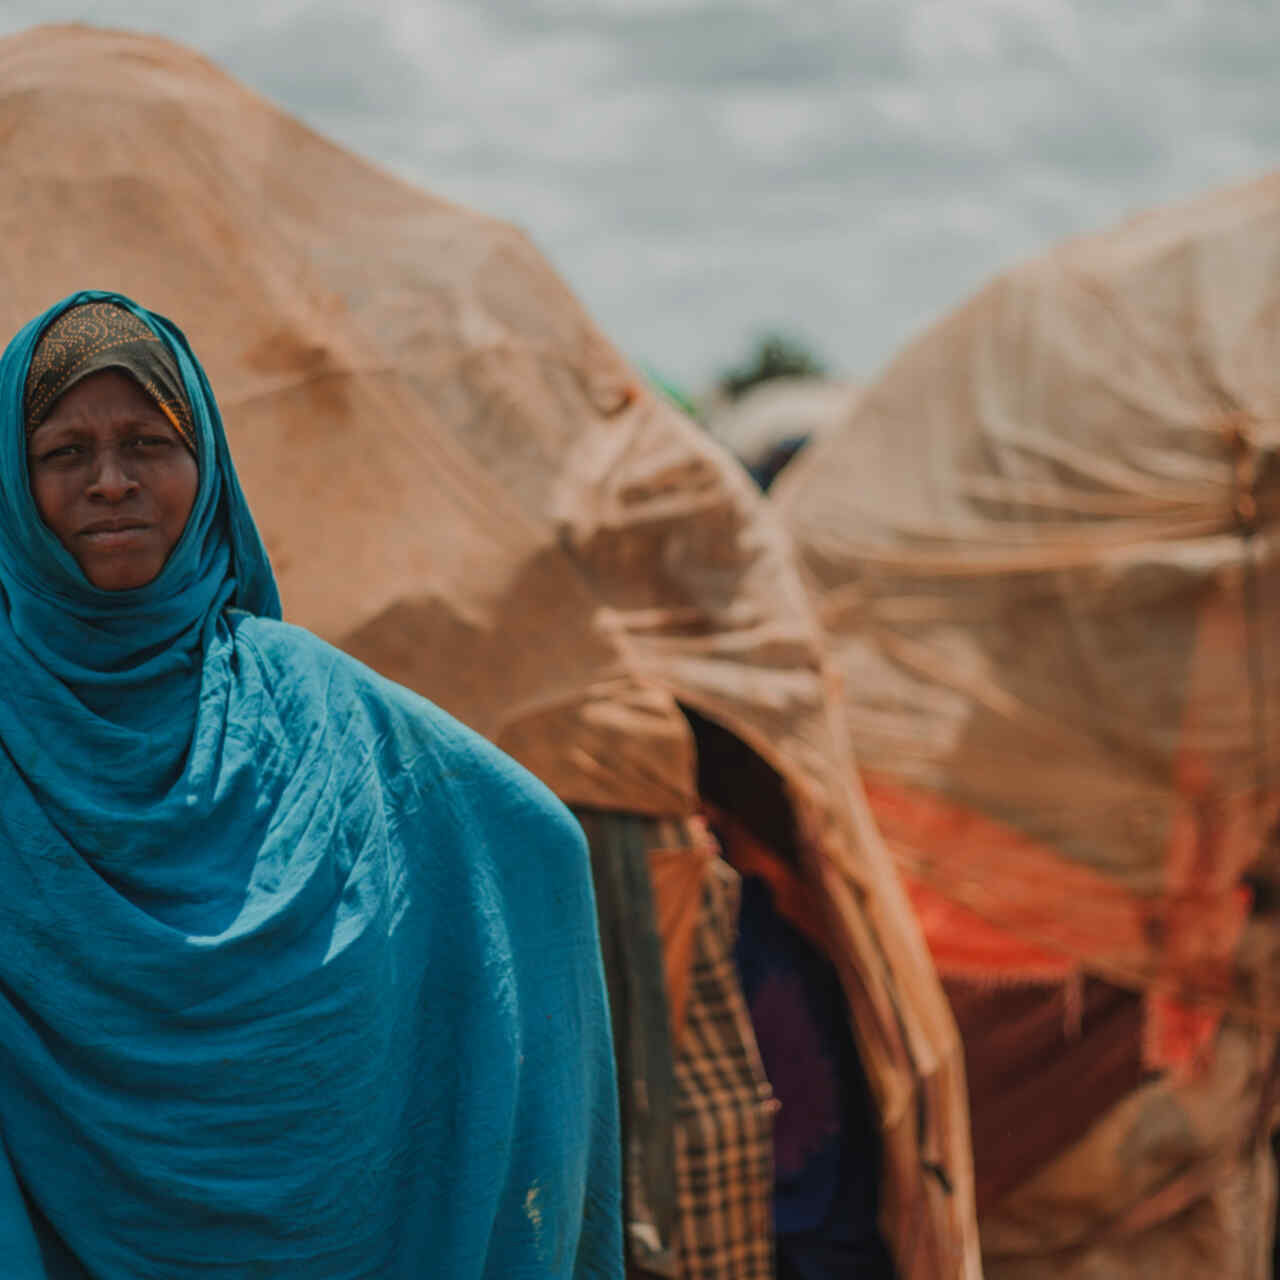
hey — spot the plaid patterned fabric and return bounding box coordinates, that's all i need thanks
[673,857,777,1280]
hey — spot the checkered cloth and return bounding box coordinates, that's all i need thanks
[673,858,777,1280]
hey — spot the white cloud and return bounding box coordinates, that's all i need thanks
[908,0,1085,66]
[0,0,1276,389]
[715,90,836,157]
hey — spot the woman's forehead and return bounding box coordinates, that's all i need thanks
[32,370,174,434]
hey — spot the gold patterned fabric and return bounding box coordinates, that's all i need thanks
[24,301,196,452]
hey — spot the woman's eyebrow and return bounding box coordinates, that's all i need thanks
[28,422,84,442]
[39,410,171,434]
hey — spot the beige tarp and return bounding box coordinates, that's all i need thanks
[0,25,980,1278]
[777,172,1280,1275]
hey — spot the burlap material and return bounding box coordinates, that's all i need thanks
[647,837,718,1048]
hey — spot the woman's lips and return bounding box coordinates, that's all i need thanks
[78,522,151,549]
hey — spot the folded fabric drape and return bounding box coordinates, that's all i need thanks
[0,291,621,1278]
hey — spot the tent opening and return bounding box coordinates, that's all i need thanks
[681,705,897,1278]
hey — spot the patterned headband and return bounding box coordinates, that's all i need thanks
[24,302,197,454]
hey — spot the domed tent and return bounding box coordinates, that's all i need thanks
[0,25,980,1279]
[777,174,1280,1277]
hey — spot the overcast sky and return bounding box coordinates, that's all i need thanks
[2,0,1277,389]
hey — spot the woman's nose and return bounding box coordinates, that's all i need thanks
[87,452,139,501]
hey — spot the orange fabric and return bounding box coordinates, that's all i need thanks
[1146,577,1258,1072]
[865,776,1152,977]
[903,877,1076,982]
[704,805,833,958]
[867,775,1245,1072]
[647,842,715,1048]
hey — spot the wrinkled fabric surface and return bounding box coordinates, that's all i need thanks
[0,291,621,1278]
[777,173,1280,1049]
[777,170,1280,1273]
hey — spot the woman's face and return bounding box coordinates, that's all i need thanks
[27,370,199,591]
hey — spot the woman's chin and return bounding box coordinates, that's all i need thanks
[79,553,164,592]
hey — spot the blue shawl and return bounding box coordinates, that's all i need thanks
[0,291,621,1278]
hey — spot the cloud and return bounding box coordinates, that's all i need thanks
[0,0,1277,388]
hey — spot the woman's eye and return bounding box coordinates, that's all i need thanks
[36,445,82,463]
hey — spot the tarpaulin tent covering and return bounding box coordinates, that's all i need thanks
[777,172,1280,1276]
[0,24,980,1279]
[266,43,979,1275]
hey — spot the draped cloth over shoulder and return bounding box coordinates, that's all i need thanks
[0,291,621,1278]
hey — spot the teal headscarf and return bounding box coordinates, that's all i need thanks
[0,292,622,1276]
[0,292,278,862]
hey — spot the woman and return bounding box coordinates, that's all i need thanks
[0,293,622,1278]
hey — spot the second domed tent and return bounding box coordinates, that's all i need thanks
[777,171,1280,1278]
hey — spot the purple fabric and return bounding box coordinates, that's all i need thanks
[733,875,893,1274]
